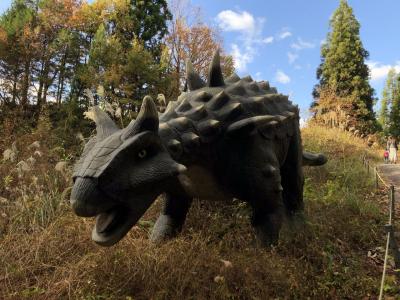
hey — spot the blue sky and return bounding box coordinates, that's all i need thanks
[191,0,400,119]
[1,0,399,119]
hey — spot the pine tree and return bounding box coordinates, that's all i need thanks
[388,73,400,136]
[313,0,375,132]
[379,68,397,132]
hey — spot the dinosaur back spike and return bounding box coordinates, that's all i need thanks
[207,91,230,110]
[225,81,246,95]
[207,49,225,87]
[182,132,201,149]
[167,139,183,158]
[216,103,242,121]
[197,119,220,137]
[176,101,192,113]
[241,75,253,82]
[195,91,213,102]
[247,82,260,92]
[225,73,240,83]
[167,117,191,132]
[184,104,207,121]
[186,60,205,91]
[227,115,276,136]
[258,81,270,90]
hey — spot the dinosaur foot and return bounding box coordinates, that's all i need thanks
[150,214,181,243]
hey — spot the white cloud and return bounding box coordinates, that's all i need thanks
[216,10,266,72]
[255,71,262,80]
[275,70,291,84]
[291,38,315,50]
[262,36,274,44]
[216,10,256,33]
[278,29,292,40]
[287,52,298,64]
[231,44,252,72]
[367,60,400,81]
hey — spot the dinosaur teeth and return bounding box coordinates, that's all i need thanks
[207,91,230,110]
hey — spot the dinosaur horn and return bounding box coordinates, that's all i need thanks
[123,96,159,139]
[86,106,119,141]
[207,49,225,87]
[186,59,205,91]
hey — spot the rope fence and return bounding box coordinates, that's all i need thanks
[362,156,399,299]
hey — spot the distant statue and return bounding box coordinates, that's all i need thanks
[156,94,168,112]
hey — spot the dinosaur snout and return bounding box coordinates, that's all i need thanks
[70,177,114,217]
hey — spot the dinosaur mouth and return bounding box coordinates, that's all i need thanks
[92,206,138,246]
[91,194,157,246]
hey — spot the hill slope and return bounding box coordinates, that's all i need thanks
[0,125,395,299]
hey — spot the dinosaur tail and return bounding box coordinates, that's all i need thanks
[302,151,327,166]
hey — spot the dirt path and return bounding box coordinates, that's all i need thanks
[376,164,400,217]
[377,164,400,188]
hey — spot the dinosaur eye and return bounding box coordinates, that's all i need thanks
[138,149,147,159]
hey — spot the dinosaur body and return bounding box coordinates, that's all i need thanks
[70,50,327,247]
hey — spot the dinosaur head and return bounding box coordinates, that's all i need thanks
[70,96,186,246]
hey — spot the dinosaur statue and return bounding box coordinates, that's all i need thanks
[70,50,327,247]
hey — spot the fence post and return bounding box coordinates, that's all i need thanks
[375,167,379,190]
[367,160,370,174]
[389,185,400,270]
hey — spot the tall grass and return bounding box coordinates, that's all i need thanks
[0,125,396,299]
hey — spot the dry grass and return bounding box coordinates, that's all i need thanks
[0,125,396,299]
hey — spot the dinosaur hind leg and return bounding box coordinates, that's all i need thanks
[281,132,305,216]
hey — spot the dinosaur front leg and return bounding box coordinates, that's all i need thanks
[250,192,284,247]
[150,192,192,243]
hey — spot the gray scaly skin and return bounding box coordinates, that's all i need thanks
[70,50,327,247]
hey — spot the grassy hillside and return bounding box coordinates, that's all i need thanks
[0,124,396,299]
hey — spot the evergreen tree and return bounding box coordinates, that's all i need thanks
[111,0,172,55]
[388,73,400,136]
[313,0,375,131]
[379,68,397,132]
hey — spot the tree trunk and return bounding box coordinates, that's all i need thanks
[56,50,68,105]
[11,70,18,105]
[20,59,31,107]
